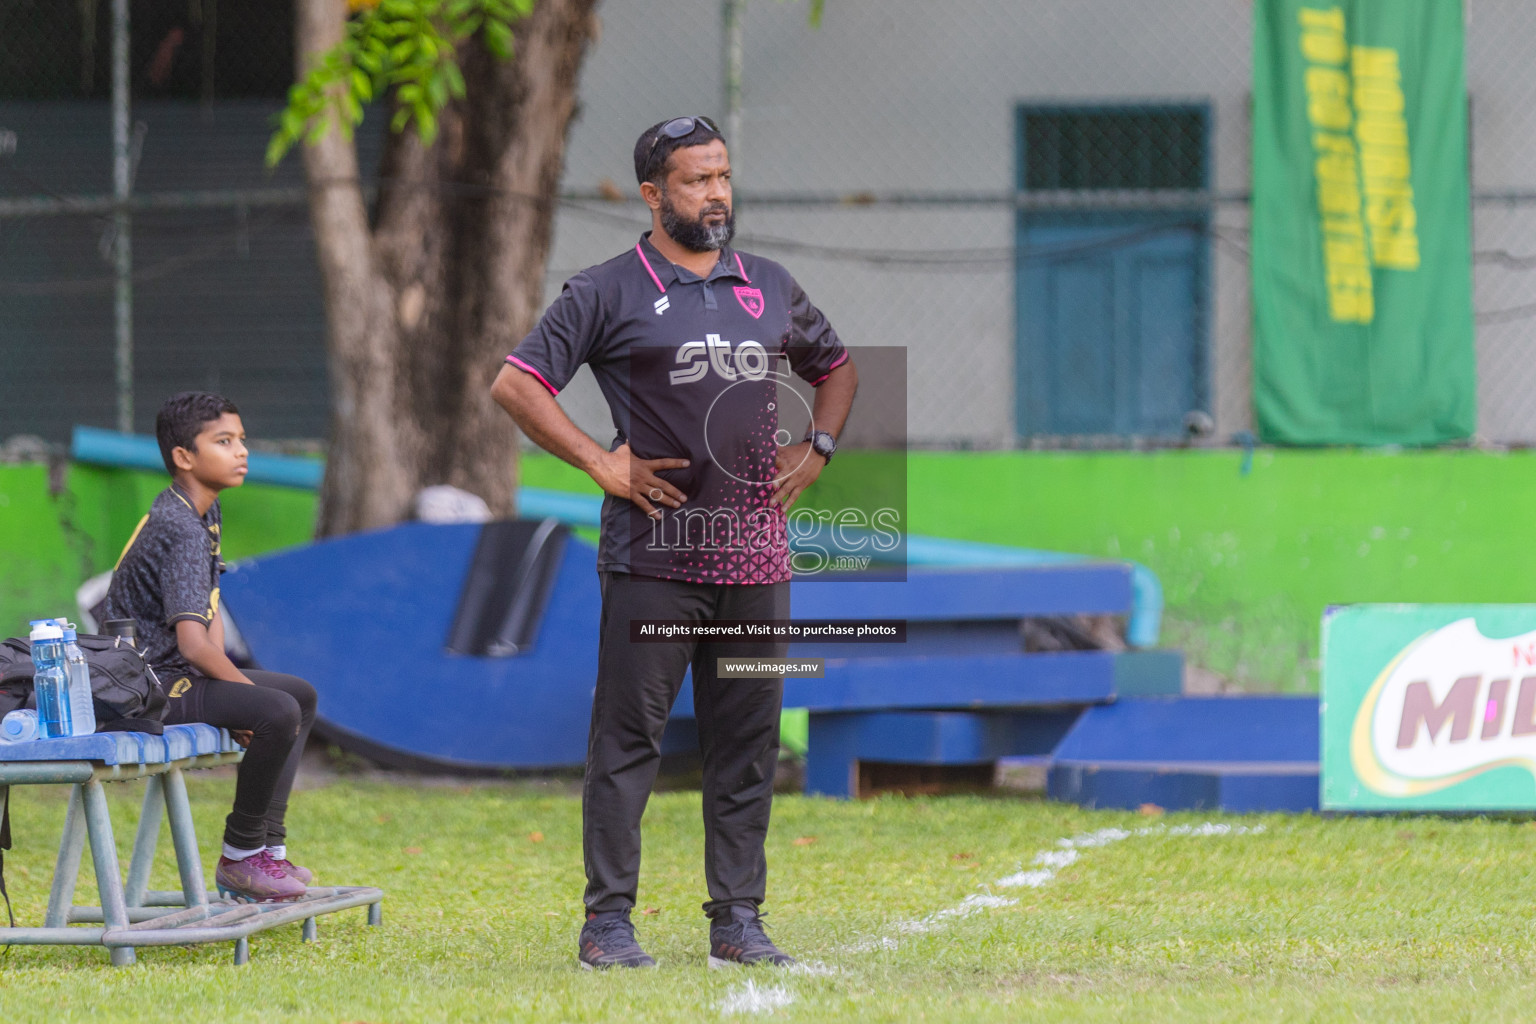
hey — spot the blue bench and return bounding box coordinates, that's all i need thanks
[0,725,384,965]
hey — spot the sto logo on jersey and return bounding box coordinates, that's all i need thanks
[669,334,770,385]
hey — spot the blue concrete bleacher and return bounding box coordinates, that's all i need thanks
[219,520,1183,790]
[71,429,1324,810]
[223,522,602,769]
[222,521,1319,809]
[1046,697,1321,812]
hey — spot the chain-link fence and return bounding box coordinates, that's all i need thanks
[0,0,293,102]
[3,0,1536,449]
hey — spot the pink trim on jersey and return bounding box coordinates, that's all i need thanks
[733,252,750,282]
[506,355,559,396]
[808,349,849,387]
[635,242,667,293]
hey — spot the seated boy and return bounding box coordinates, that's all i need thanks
[99,392,319,902]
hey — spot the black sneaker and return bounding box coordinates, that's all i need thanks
[578,909,657,970]
[708,905,796,968]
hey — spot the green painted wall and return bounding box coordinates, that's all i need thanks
[0,464,318,633]
[904,449,1536,691]
[5,448,1532,693]
[0,456,603,633]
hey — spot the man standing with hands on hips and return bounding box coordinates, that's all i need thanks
[491,116,856,970]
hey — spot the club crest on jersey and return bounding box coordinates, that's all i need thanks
[733,286,764,319]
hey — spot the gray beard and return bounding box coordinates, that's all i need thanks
[660,194,736,252]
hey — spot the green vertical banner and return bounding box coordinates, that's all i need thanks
[1253,0,1476,445]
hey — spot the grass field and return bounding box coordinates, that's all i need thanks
[3,770,1535,1022]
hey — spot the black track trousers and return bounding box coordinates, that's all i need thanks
[162,670,318,850]
[583,572,788,917]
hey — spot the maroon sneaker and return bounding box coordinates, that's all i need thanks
[216,851,307,903]
[272,858,314,886]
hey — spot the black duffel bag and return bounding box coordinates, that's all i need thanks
[0,633,168,734]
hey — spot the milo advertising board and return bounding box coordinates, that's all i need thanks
[1323,606,1536,810]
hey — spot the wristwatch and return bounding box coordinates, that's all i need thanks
[805,429,837,464]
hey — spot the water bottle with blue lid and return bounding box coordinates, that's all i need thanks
[1,709,39,743]
[55,619,97,736]
[29,619,72,739]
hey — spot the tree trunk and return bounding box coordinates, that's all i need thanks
[296,0,599,537]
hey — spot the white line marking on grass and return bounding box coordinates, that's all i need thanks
[849,821,1267,950]
[842,893,1021,953]
[720,980,795,1014]
[719,820,1267,1015]
[995,867,1054,888]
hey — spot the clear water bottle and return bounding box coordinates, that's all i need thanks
[55,620,97,736]
[1,709,39,743]
[29,619,72,739]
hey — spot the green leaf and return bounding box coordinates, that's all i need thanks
[445,61,466,99]
[264,133,290,169]
[416,103,437,145]
[484,18,513,60]
[305,114,330,146]
[351,67,374,103]
[391,105,413,133]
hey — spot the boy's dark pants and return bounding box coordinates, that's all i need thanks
[583,572,788,917]
[162,669,318,850]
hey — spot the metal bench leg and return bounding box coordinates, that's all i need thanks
[233,936,249,966]
[162,767,209,909]
[302,917,317,942]
[368,902,382,926]
[125,775,166,908]
[44,785,87,928]
[82,778,135,966]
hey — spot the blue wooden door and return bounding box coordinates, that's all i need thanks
[1016,214,1207,439]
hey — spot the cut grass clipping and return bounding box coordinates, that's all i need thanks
[3,775,1535,1022]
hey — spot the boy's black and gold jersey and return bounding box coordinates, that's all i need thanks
[100,483,224,679]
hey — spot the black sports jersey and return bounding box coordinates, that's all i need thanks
[99,484,225,678]
[509,233,847,584]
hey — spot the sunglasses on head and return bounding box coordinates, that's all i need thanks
[644,116,722,179]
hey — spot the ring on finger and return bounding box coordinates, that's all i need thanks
[649,487,664,500]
